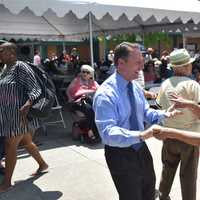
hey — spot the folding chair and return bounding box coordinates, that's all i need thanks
[41,95,66,135]
[148,86,161,109]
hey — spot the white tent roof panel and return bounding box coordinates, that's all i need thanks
[2,0,200,23]
[0,5,58,36]
[1,0,200,41]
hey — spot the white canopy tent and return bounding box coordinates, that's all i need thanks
[2,0,200,21]
[1,0,200,66]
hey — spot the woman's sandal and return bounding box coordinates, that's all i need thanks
[30,164,49,176]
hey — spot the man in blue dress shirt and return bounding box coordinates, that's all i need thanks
[93,42,179,200]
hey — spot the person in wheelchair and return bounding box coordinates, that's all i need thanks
[66,64,99,143]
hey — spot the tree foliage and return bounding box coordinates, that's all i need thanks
[144,32,172,48]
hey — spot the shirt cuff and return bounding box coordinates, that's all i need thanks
[130,131,142,144]
[157,110,166,124]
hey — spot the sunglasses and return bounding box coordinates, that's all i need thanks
[81,70,90,74]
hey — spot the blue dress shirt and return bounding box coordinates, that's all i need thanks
[93,72,166,148]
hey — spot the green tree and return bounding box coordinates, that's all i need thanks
[144,32,172,48]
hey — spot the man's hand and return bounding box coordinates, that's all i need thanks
[152,125,169,140]
[168,93,200,119]
[140,126,154,140]
[165,104,183,118]
[144,90,157,100]
[169,93,194,109]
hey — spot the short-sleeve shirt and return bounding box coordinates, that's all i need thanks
[33,55,41,66]
[157,76,200,132]
[0,61,41,137]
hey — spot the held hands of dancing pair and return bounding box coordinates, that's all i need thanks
[139,104,183,141]
[139,124,173,141]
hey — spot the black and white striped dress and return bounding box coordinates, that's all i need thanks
[0,61,41,138]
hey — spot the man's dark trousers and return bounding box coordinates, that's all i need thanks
[105,143,156,200]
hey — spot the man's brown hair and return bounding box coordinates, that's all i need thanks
[114,42,140,66]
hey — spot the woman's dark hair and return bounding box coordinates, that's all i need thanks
[114,42,140,66]
[161,50,169,56]
[144,60,155,72]
[0,42,17,55]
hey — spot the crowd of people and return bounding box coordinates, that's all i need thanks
[1,40,200,200]
[32,47,82,78]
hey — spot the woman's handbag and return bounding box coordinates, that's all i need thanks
[17,62,56,119]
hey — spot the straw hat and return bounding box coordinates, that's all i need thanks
[170,49,195,67]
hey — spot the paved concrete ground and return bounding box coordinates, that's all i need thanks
[0,108,199,200]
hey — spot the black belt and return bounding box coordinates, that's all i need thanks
[105,142,145,152]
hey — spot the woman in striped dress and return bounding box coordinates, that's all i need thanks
[0,42,48,192]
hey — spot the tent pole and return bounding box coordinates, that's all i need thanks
[104,34,107,61]
[183,33,186,49]
[89,12,94,67]
[62,41,65,52]
[31,44,34,60]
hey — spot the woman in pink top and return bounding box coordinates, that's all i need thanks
[67,65,98,102]
[66,65,99,142]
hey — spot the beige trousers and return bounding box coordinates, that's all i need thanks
[159,139,199,200]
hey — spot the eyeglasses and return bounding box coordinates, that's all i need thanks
[81,70,90,74]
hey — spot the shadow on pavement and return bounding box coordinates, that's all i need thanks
[0,174,63,200]
[16,126,103,160]
[15,105,103,159]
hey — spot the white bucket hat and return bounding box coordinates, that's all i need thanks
[81,64,94,79]
[81,64,94,73]
[170,48,195,67]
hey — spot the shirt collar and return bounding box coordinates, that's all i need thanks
[115,71,129,92]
